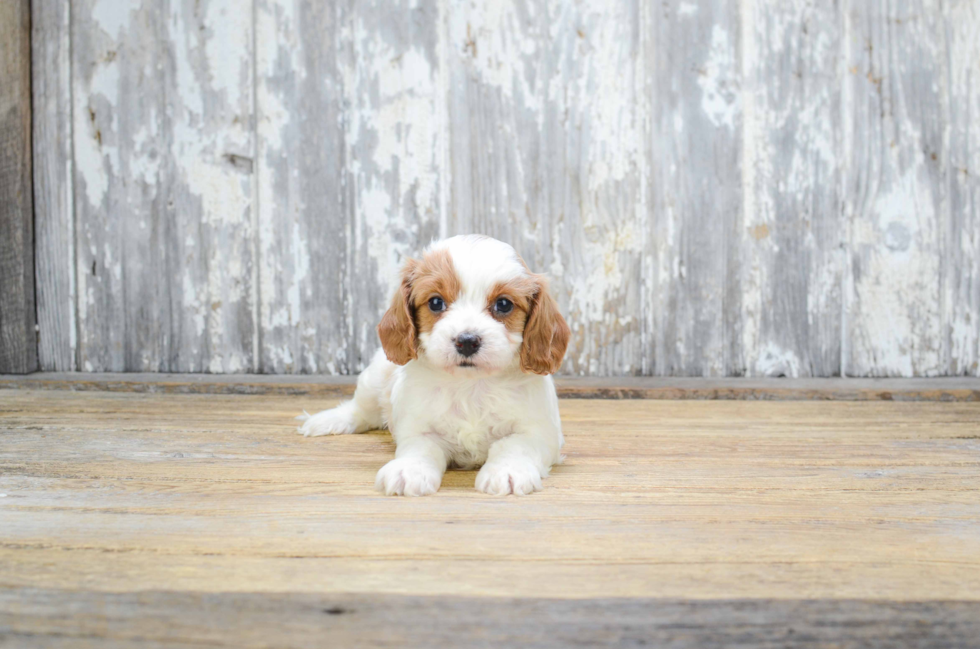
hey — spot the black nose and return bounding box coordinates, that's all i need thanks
[454,333,482,358]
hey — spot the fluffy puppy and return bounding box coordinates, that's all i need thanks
[297,235,570,496]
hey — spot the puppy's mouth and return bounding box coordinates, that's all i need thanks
[457,361,477,368]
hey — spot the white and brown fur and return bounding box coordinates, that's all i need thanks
[297,235,570,496]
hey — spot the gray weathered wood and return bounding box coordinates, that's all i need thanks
[447,0,645,376]
[646,1,743,377]
[32,0,75,372]
[944,2,980,377]
[341,0,446,372]
[71,0,256,372]
[3,589,980,649]
[255,0,348,373]
[842,0,946,377]
[0,0,37,375]
[740,0,843,377]
[28,0,980,377]
[1,372,978,401]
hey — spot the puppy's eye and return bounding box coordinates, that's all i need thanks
[428,296,446,312]
[493,297,514,315]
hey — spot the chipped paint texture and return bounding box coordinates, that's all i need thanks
[32,0,980,376]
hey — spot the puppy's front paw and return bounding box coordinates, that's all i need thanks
[296,406,358,437]
[475,459,543,496]
[375,458,442,497]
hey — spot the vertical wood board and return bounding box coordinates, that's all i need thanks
[0,0,37,374]
[71,0,256,372]
[32,0,76,372]
[256,0,347,374]
[447,0,646,376]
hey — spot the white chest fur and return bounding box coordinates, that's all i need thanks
[387,362,560,469]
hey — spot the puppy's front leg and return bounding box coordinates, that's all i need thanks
[375,435,449,497]
[476,427,561,496]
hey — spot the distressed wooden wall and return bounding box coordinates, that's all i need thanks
[31,0,980,377]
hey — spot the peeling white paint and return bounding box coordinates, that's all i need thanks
[697,25,739,130]
[91,0,127,38]
[755,342,802,377]
[53,0,980,377]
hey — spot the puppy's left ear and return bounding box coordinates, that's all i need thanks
[520,276,570,375]
[377,258,419,365]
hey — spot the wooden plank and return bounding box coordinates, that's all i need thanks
[0,0,37,375]
[0,392,978,602]
[31,0,75,372]
[646,1,743,377]
[1,373,979,401]
[446,0,646,375]
[255,0,348,374]
[71,0,255,372]
[842,0,946,376]
[740,0,843,377]
[2,589,979,649]
[342,0,446,372]
[944,3,980,377]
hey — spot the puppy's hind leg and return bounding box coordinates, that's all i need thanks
[297,350,393,437]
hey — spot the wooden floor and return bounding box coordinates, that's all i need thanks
[1,389,979,647]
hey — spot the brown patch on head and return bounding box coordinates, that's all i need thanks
[377,250,462,363]
[487,276,538,334]
[519,274,570,375]
[410,248,461,336]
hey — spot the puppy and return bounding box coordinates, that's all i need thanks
[298,235,570,496]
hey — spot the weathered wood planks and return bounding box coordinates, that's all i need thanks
[70,0,256,372]
[2,372,979,401]
[0,390,979,645]
[31,0,75,372]
[843,0,946,377]
[255,0,347,374]
[944,2,980,377]
[448,0,646,376]
[0,0,37,375]
[740,0,843,378]
[341,0,446,373]
[29,1,980,377]
[3,589,980,648]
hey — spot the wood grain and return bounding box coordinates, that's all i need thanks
[1,373,979,401]
[0,0,37,375]
[740,0,843,377]
[3,590,979,649]
[31,0,75,372]
[0,390,978,602]
[342,0,446,373]
[2,390,979,644]
[842,0,946,376]
[71,0,256,372]
[447,0,645,376]
[647,0,743,377]
[29,1,980,378]
[944,2,980,377]
[255,0,348,374]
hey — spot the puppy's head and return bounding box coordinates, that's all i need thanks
[377,236,569,375]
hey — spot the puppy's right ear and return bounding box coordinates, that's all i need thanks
[377,258,419,365]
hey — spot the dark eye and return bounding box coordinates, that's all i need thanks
[428,296,445,312]
[494,297,514,315]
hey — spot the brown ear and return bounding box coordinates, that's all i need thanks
[377,258,419,365]
[520,276,570,375]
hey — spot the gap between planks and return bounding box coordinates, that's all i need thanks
[0,373,978,400]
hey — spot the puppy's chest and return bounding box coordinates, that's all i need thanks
[424,386,519,467]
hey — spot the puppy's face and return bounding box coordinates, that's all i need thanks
[377,236,569,375]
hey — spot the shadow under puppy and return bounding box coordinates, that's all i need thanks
[298,235,570,496]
